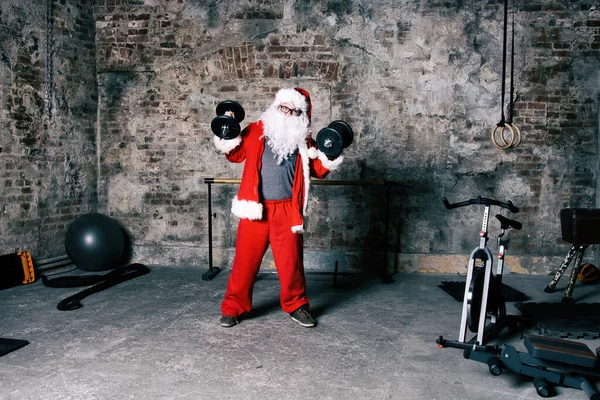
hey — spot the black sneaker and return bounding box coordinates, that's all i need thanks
[290,307,316,327]
[220,315,238,328]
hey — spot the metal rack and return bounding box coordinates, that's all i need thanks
[202,178,394,284]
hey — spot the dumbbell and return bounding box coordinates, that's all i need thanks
[316,120,353,158]
[211,100,246,140]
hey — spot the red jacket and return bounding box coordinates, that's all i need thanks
[214,121,343,233]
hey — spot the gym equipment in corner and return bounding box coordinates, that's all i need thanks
[437,198,600,398]
[578,263,600,285]
[439,196,528,346]
[43,213,150,310]
[490,0,521,150]
[437,334,600,399]
[0,252,33,357]
[544,208,600,303]
[65,212,125,272]
[0,251,35,290]
[211,100,246,140]
[0,338,29,357]
[316,120,353,158]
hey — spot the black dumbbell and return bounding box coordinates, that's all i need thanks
[316,120,353,158]
[211,100,246,140]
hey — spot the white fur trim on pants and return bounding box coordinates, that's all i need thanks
[231,197,263,220]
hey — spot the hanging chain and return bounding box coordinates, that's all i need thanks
[44,0,53,120]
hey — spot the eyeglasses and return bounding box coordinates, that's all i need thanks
[279,105,303,116]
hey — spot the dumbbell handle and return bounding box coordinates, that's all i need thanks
[211,115,241,140]
[322,138,334,149]
[316,127,344,159]
[316,120,353,159]
[219,124,232,137]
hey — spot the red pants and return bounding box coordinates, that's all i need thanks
[221,199,309,317]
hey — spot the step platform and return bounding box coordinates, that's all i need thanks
[544,208,600,303]
[525,334,598,369]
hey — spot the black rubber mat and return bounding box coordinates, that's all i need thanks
[0,338,29,357]
[516,302,600,340]
[438,280,530,302]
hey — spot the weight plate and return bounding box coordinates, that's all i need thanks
[317,127,344,157]
[216,100,245,123]
[211,115,241,140]
[328,120,354,148]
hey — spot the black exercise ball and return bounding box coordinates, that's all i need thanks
[65,213,125,272]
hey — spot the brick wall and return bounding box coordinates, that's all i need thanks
[508,1,599,260]
[0,0,98,260]
[1,0,597,276]
[90,0,599,275]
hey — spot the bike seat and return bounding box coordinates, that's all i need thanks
[495,214,522,230]
[524,334,598,369]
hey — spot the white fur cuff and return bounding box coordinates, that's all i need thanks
[316,150,344,171]
[291,224,304,234]
[214,135,242,154]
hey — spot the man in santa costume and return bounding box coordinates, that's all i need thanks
[213,87,344,328]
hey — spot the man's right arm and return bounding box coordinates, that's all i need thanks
[213,125,250,163]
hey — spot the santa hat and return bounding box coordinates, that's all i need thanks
[274,88,312,122]
[293,87,311,122]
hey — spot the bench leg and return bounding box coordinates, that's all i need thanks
[562,246,587,304]
[545,245,579,293]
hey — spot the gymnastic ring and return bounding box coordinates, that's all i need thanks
[509,123,521,148]
[492,124,514,148]
[491,124,515,150]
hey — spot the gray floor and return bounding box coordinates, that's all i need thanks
[1,267,599,400]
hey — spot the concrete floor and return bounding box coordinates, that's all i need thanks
[1,267,599,400]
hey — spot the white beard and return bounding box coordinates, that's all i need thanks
[260,105,310,164]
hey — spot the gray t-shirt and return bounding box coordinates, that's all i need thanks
[259,143,298,200]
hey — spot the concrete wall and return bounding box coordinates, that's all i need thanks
[1,0,599,277]
[0,0,98,260]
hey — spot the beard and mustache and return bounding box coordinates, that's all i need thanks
[260,105,310,164]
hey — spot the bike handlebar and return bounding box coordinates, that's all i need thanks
[442,196,519,213]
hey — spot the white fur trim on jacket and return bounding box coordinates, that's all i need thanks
[213,135,242,154]
[298,141,311,214]
[314,149,344,171]
[231,196,263,220]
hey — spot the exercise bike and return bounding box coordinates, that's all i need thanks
[440,196,525,345]
[436,196,600,399]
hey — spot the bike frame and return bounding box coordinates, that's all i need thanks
[442,196,519,345]
[459,204,495,344]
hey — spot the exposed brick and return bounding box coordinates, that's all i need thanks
[3,0,599,274]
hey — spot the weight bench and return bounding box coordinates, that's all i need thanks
[544,209,600,303]
[437,334,600,398]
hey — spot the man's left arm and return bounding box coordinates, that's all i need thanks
[307,138,344,179]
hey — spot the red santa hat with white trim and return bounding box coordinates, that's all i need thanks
[274,88,312,122]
